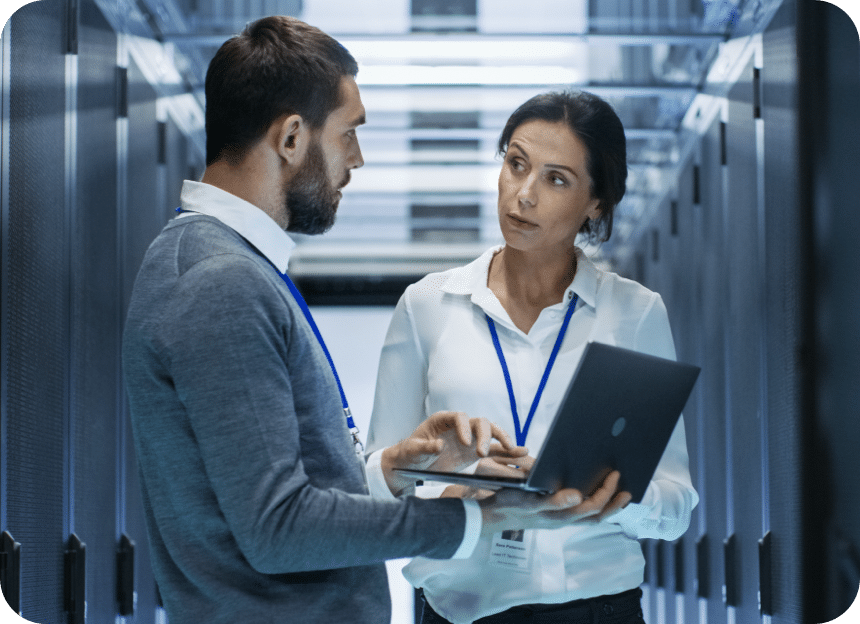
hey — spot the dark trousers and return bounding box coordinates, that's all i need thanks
[419,587,645,624]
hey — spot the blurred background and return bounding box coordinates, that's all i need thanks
[0,0,858,623]
[150,0,727,290]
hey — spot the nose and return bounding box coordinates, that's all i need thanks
[349,139,364,170]
[518,172,537,208]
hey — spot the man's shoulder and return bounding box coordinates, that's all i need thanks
[124,217,293,353]
[130,216,283,323]
[148,216,270,279]
[173,215,254,260]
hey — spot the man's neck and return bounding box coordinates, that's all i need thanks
[201,158,287,229]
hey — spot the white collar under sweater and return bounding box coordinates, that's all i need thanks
[178,180,296,274]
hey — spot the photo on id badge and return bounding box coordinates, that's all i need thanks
[489,530,534,572]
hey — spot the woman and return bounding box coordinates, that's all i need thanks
[366,91,698,624]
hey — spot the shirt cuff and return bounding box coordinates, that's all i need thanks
[414,483,449,499]
[450,499,482,559]
[365,449,397,500]
[365,449,481,559]
[612,500,649,524]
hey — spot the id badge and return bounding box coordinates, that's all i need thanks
[488,530,534,573]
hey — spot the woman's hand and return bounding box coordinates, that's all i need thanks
[381,411,527,495]
[477,471,633,536]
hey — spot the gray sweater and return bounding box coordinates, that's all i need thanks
[123,215,466,624]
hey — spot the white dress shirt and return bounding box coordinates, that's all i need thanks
[365,245,698,624]
[179,179,482,560]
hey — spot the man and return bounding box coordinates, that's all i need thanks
[122,16,627,624]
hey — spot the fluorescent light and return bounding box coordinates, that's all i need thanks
[356,64,583,86]
[344,165,501,193]
[340,38,582,62]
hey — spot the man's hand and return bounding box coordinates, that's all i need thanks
[477,470,632,535]
[381,411,527,495]
[440,454,536,500]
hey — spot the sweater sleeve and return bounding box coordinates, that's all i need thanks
[610,293,700,541]
[153,256,467,573]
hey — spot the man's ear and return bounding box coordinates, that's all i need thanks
[272,113,310,166]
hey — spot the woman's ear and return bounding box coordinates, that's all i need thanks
[585,198,602,222]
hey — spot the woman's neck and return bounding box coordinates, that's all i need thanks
[488,245,578,333]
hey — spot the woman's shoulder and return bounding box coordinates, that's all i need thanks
[403,268,457,300]
[402,246,497,306]
[588,260,672,353]
[592,261,662,313]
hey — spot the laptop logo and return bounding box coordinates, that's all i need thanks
[611,417,626,437]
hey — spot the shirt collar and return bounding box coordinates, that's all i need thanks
[570,248,599,309]
[179,180,296,274]
[440,245,600,311]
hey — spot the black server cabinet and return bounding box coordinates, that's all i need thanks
[1,1,165,621]
[762,2,805,622]
[163,115,189,218]
[673,156,704,624]
[618,1,860,622]
[696,115,731,624]
[797,1,860,621]
[72,1,121,621]
[122,52,164,624]
[723,58,765,624]
[2,1,70,620]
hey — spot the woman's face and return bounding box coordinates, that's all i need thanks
[497,119,600,256]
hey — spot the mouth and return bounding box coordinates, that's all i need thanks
[506,213,537,228]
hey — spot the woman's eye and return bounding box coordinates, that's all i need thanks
[549,174,566,186]
[509,158,524,171]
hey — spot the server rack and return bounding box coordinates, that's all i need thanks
[0,0,194,620]
[623,2,860,623]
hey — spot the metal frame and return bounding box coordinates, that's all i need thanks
[0,0,12,540]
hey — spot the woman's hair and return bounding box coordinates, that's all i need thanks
[497,91,627,243]
[204,16,358,166]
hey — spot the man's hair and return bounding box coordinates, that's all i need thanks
[498,91,628,244]
[204,16,358,166]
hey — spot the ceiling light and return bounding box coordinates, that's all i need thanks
[341,38,582,62]
[356,65,583,86]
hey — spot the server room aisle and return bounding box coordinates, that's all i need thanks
[0,1,859,623]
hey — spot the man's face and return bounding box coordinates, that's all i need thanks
[285,76,365,235]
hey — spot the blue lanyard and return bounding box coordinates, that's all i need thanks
[485,293,578,447]
[277,272,365,454]
[175,207,362,452]
[276,274,352,421]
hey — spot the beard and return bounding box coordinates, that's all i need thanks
[284,139,348,236]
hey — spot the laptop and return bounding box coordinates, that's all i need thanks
[394,341,700,503]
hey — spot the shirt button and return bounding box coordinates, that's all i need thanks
[567,291,573,300]
[603,603,614,615]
